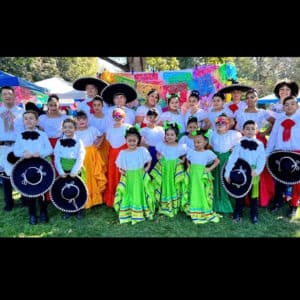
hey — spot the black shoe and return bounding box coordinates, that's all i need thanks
[29,215,37,225]
[40,212,49,223]
[269,203,282,213]
[288,207,297,218]
[62,213,71,220]
[233,215,241,223]
[3,205,13,212]
[251,216,258,224]
[76,211,83,220]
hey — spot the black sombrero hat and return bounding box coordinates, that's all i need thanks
[267,151,300,185]
[50,175,88,213]
[222,158,253,198]
[218,80,252,94]
[11,157,55,197]
[101,83,137,104]
[73,77,108,93]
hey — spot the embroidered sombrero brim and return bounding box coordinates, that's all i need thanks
[267,151,300,185]
[73,77,108,93]
[11,157,55,197]
[50,175,88,213]
[101,83,137,104]
[218,84,252,94]
[221,158,253,198]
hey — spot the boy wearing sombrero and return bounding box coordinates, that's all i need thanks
[73,77,108,116]
[266,95,300,218]
[218,80,252,118]
[224,120,266,224]
[101,83,137,125]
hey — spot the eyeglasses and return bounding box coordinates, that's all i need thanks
[113,115,123,120]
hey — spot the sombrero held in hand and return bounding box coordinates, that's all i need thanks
[221,158,253,198]
[50,175,88,213]
[267,151,300,185]
[11,157,55,197]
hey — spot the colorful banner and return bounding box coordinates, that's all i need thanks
[162,71,192,84]
[114,75,136,87]
[136,82,162,100]
[134,72,159,82]
[162,83,188,106]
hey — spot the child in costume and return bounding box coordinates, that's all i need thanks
[225,120,266,224]
[103,108,130,207]
[114,127,155,224]
[75,110,107,209]
[13,110,53,225]
[151,121,187,217]
[140,108,165,174]
[88,95,110,168]
[181,129,220,224]
[179,116,198,150]
[54,118,86,219]
[184,90,210,130]
[159,94,186,136]
[135,89,162,127]
[267,95,300,218]
[210,114,242,214]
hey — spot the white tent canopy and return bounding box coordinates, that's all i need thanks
[34,77,85,101]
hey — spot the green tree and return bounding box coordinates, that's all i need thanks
[145,57,179,71]
[178,57,234,69]
[56,57,98,81]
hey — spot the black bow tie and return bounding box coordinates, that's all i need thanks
[22,131,40,140]
[60,139,76,147]
[241,140,258,151]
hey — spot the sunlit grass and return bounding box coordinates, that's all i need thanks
[1,185,300,238]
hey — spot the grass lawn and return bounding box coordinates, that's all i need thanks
[1,185,300,238]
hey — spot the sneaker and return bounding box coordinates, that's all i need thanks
[251,216,258,224]
[288,207,297,218]
[76,211,83,220]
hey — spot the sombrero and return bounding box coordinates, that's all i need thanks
[50,175,88,213]
[267,151,300,185]
[73,77,108,93]
[11,157,55,197]
[218,80,252,94]
[222,158,253,198]
[101,83,137,104]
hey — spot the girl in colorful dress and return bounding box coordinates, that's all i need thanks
[135,89,162,127]
[140,108,165,174]
[181,129,220,224]
[75,110,107,209]
[210,114,242,214]
[88,95,110,167]
[184,90,210,130]
[114,127,155,224]
[179,116,198,150]
[159,94,186,136]
[103,108,130,207]
[54,118,86,219]
[151,121,187,217]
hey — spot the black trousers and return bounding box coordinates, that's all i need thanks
[2,177,14,209]
[233,196,258,219]
[25,196,48,217]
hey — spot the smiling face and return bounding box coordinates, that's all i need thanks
[126,133,139,150]
[194,135,207,151]
[63,121,76,138]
